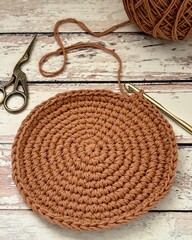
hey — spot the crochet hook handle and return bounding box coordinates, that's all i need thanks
[124,83,192,135]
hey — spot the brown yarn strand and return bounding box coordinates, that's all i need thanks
[40,41,126,95]
[13,18,178,231]
[39,18,129,80]
[123,0,192,40]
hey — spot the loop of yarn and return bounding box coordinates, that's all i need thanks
[39,18,129,79]
[39,18,129,95]
[123,0,192,41]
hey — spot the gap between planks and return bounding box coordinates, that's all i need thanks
[1,34,192,82]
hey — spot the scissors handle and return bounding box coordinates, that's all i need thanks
[4,90,28,113]
[0,76,15,104]
[0,86,6,104]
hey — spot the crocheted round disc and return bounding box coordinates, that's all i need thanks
[12,90,178,231]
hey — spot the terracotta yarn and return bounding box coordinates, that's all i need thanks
[123,0,192,41]
[39,18,129,78]
[12,18,178,231]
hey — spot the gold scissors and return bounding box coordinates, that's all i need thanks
[0,35,36,113]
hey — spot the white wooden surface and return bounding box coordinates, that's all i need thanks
[0,0,192,239]
[0,211,192,240]
[1,35,192,81]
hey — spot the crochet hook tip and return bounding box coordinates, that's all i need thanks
[124,83,139,93]
[124,83,192,135]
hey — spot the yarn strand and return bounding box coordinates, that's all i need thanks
[39,18,130,95]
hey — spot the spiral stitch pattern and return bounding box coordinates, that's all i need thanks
[12,89,178,231]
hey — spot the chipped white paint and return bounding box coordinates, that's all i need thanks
[0,211,192,240]
[0,0,192,239]
[0,0,130,33]
[0,159,9,166]
[0,144,10,166]
[0,195,20,206]
[1,35,192,82]
[0,84,191,143]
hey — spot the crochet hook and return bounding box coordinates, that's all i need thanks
[124,83,192,135]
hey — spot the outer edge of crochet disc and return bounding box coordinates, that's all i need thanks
[12,89,178,231]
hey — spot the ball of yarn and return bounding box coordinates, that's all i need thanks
[12,89,178,231]
[123,0,192,41]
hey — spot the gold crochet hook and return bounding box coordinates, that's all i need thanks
[124,83,192,135]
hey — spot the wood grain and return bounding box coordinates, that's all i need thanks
[0,0,192,238]
[0,143,191,210]
[0,0,131,33]
[0,210,192,240]
[1,34,192,82]
[0,84,191,143]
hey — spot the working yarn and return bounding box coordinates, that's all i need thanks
[123,0,192,41]
[12,18,178,231]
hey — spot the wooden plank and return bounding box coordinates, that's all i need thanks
[0,0,133,33]
[1,34,192,82]
[0,84,191,143]
[0,143,191,210]
[0,210,191,239]
[0,0,191,237]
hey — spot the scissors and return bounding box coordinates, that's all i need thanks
[0,35,36,113]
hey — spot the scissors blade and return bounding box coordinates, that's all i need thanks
[16,35,37,67]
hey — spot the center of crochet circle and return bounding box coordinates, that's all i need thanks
[85,142,97,154]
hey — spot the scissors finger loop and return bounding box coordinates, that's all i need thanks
[4,91,28,113]
[0,87,6,104]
